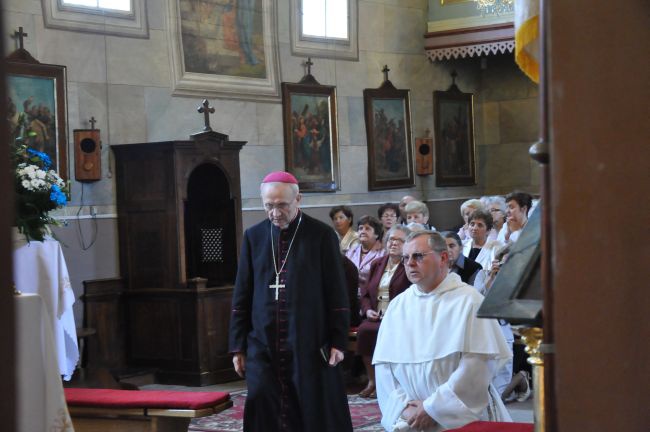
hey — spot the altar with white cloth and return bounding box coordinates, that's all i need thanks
[13,231,79,380]
[15,293,74,432]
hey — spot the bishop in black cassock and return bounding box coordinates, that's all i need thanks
[229,171,352,432]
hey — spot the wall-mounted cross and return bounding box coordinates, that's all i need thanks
[13,26,28,50]
[305,57,314,75]
[197,99,215,132]
[89,116,97,130]
[382,65,390,82]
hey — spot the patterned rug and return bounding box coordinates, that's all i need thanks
[189,390,383,431]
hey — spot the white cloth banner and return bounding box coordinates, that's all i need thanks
[514,0,540,83]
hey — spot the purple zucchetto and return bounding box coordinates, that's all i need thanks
[262,171,299,184]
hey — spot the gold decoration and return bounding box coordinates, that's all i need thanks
[519,326,545,432]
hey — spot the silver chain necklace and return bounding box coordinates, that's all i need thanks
[269,213,302,300]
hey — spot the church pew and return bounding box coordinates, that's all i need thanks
[65,388,232,432]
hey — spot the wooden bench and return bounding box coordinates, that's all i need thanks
[65,388,232,432]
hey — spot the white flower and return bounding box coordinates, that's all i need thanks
[21,180,32,190]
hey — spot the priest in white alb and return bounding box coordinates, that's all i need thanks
[373,231,512,431]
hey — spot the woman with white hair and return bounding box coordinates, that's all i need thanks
[457,199,484,241]
[404,200,436,231]
[484,196,507,241]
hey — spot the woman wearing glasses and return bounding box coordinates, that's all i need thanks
[356,225,412,398]
[377,202,400,241]
[345,215,385,293]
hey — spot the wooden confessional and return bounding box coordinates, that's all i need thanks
[84,130,245,386]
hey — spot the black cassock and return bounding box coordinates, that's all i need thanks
[229,211,352,432]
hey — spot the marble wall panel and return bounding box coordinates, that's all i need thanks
[410,98,434,139]
[51,219,120,324]
[276,0,290,44]
[339,145,369,193]
[239,144,286,198]
[107,84,147,144]
[335,51,369,97]
[383,5,427,55]
[365,51,410,90]
[346,97,367,146]
[359,1,385,53]
[144,87,208,141]
[35,20,107,84]
[481,101,500,145]
[3,0,42,15]
[106,30,170,87]
[480,53,536,102]
[3,11,37,55]
[337,95,352,148]
[147,0,166,31]
[477,142,532,191]
[74,83,109,133]
[499,98,539,144]
[530,158,541,188]
[256,102,284,147]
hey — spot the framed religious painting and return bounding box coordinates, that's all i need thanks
[281,69,339,192]
[433,74,476,187]
[363,76,415,191]
[6,49,68,180]
[168,0,282,101]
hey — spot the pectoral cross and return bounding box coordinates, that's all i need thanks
[269,275,285,301]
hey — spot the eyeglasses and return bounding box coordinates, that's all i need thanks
[263,202,292,212]
[387,237,405,244]
[401,251,435,264]
[381,213,397,219]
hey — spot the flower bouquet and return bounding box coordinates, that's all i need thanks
[12,136,69,242]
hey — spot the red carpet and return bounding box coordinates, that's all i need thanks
[189,390,384,431]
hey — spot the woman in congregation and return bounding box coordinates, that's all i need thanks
[462,209,503,271]
[457,198,484,241]
[356,225,411,398]
[404,200,436,231]
[329,205,360,252]
[498,191,533,244]
[484,195,507,239]
[377,203,400,241]
[345,216,385,295]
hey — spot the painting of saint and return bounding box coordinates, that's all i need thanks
[180,0,266,79]
[7,75,58,163]
[371,98,409,181]
[288,94,332,183]
[438,99,471,177]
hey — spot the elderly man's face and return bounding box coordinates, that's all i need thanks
[402,235,448,291]
[261,183,301,229]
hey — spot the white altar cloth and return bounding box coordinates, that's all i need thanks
[13,232,79,380]
[16,293,74,432]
